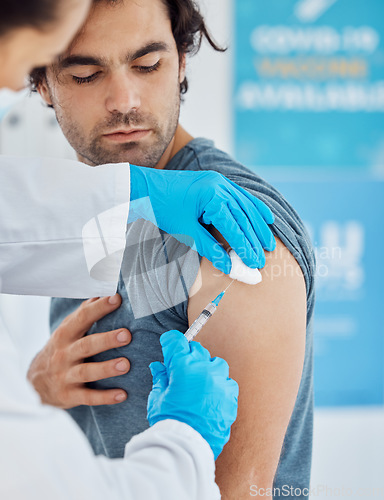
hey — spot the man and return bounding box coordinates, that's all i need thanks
[29,0,315,498]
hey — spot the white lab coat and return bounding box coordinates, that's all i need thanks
[0,321,220,500]
[0,156,220,499]
[0,156,131,298]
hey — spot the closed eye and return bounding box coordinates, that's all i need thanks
[135,61,161,73]
[72,72,100,85]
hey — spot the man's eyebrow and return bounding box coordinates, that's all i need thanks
[58,55,106,68]
[57,42,170,68]
[130,42,170,61]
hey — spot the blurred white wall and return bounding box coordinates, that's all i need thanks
[0,0,383,498]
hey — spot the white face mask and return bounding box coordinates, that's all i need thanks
[0,88,28,121]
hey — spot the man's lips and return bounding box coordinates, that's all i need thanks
[102,129,150,142]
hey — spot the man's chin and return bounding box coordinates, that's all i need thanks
[87,152,154,168]
[83,135,164,167]
[80,144,137,166]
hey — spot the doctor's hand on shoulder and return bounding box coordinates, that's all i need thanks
[130,165,276,273]
[27,294,131,408]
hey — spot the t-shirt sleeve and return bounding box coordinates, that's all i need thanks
[227,172,315,302]
[50,221,201,335]
[121,220,201,321]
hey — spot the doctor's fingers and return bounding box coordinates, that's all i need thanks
[69,329,132,361]
[67,357,131,385]
[57,294,123,343]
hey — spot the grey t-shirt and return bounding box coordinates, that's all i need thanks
[51,138,315,498]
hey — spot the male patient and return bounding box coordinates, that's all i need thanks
[28,1,315,498]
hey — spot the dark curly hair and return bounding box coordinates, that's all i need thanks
[161,0,226,94]
[29,0,225,94]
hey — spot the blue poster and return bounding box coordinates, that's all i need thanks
[234,0,384,172]
[273,178,384,406]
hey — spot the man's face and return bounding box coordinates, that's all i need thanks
[40,0,185,168]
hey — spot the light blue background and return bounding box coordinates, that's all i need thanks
[234,1,384,406]
[234,0,384,171]
[274,178,384,406]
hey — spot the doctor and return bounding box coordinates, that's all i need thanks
[0,1,274,498]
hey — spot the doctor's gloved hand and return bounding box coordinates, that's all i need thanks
[147,330,239,460]
[129,165,276,274]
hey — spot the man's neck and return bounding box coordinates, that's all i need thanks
[155,125,194,169]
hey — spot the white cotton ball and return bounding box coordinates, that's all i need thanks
[228,249,262,285]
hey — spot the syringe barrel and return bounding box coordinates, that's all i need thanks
[204,302,217,315]
[184,302,217,342]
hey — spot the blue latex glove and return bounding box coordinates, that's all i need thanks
[147,330,239,460]
[129,164,276,273]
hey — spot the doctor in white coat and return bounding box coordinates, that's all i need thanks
[0,1,275,498]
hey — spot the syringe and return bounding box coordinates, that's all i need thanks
[184,280,235,342]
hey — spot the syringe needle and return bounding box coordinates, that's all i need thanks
[223,279,235,294]
[184,279,236,342]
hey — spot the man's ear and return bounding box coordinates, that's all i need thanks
[179,53,186,84]
[37,77,53,107]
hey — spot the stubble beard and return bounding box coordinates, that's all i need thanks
[53,85,181,169]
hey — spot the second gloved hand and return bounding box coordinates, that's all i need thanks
[129,164,276,274]
[147,330,239,460]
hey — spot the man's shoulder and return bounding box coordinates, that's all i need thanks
[172,138,316,308]
[170,138,252,178]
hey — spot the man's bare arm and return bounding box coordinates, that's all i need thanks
[187,238,307,498]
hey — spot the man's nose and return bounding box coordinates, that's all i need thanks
[105,73,141,114]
